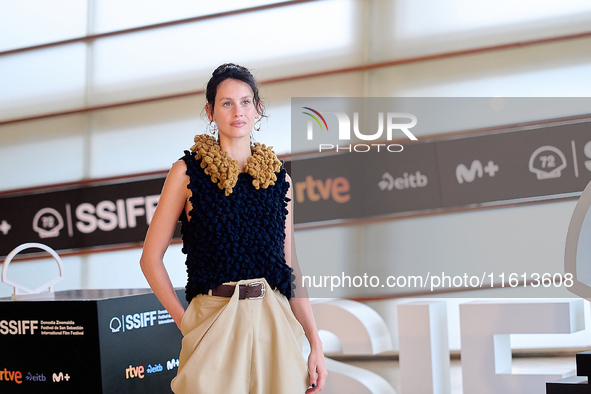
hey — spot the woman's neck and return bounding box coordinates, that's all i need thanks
[219,136,252,170]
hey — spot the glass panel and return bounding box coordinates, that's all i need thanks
[93,0,292,34]
[368,40,591,99]
[0,44,87,120]
[88,97,207,178]
[393,0,591,39]
[0,0,87,51]
[0,115,87,191]
[370,0,591,61]
[89,0,357,104]
[0,136,85,191]
[84,246,186,289]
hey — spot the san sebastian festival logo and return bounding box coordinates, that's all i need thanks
[302,107,418,152]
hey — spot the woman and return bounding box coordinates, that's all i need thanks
[140,63,326,394]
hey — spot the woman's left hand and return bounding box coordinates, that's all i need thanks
[306,347,327,393]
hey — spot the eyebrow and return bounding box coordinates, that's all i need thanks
[218,95,253,101]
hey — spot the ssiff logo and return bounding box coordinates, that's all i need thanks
[32,208,64,238]
[0,320,39,335]
[110,311,159,333]
[302,107,418,152]
[109,317,122,333]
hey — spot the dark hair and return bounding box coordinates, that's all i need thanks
[205,63,266,118]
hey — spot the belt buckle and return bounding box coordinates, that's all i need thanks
[247,281,265,300]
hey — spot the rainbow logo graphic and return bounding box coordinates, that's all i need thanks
[302,107,329,132]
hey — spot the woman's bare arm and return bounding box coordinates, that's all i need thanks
[140,160,190,330]
[284,173,327,393]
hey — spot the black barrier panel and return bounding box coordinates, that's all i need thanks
[0,289,187,394]
[290,98,591,225]
[288,152,363,223]
[0,177,181,257]
[362,141,442,218]
[0,299,102,393]
[436,122,591,207]
[2,99,591,256]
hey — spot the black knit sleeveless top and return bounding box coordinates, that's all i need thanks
[180,150,294,303]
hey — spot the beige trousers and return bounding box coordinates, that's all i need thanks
[171,278,310,394]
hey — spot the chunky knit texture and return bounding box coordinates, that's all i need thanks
[190,134,283,196]
[180,145,294,303]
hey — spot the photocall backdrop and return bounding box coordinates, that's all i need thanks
[1,98,590,298]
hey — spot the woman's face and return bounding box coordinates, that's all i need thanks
[208,78,258,142]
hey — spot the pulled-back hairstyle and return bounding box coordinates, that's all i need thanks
[205,63,266,118]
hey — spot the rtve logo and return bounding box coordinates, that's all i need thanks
[125,365,144,379]
[295,176,350,204]
[0,369,22,384]
[302,107,418,152]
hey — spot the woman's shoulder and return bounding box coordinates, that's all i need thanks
[171,158,188,173]
[175,151,210,193]
[166,160,190,187]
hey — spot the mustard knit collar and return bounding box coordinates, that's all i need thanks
[190,134,282,196]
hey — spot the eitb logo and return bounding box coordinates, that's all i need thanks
[302,107,418,152]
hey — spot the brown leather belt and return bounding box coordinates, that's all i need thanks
[211,281,266,299]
